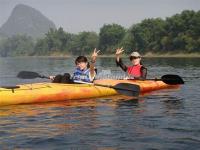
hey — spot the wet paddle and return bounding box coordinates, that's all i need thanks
[129,74,184,85]
[17,71,140,97]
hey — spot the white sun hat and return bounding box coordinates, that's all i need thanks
[130,51,141,57]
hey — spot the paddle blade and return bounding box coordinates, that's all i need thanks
[1,85,20,89]
[17,71,41,79]
[114,83,140,97]
[161,74,184,85]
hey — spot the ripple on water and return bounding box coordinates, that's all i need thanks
[0,57,200,149]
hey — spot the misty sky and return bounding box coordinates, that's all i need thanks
[0,0,200,33]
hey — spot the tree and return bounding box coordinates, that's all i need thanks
[0,34,34,57]
[129,18,166,53]
[69,32,99,55]
[99,24,126,53]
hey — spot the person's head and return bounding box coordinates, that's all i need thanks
[75,56,89,70]
[129,51,141,65]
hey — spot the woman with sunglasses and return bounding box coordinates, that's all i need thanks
[115,47,147,79]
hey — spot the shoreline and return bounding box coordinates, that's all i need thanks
[142,52,200,58]
[1,52,200,58]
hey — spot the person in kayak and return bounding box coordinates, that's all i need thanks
[50,48,100,83]
[115,47,147,79]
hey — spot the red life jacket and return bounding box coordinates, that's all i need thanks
[127,64,142,77]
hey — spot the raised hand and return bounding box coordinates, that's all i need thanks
[115,47,124,56]
[91,48,100,62]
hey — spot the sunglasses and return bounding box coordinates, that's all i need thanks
[130,56,141,60]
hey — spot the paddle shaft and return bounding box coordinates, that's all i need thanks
[39,75,50,79]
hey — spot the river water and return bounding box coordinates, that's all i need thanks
[0,57,199,149]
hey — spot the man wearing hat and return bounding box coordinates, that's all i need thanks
[115,47,147,79]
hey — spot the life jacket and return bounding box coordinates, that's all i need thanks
[73,68,94,82]
[127,64,142,77]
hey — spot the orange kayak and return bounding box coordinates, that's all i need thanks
[0,79,180,106]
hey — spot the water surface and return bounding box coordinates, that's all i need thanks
[0,57,199,149]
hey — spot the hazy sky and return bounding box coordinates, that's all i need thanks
[0,0,200,33]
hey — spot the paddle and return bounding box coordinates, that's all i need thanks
[93,82,140,97]
[17,71,50,79]
[0,85,20,93]
[159,74,184,85]
[128,74,184,85]
[0,85,20,89]
[17,71,140,97]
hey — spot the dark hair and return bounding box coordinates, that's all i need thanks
[75,56,88,65]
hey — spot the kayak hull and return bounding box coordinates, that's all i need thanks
[0,79,180,106]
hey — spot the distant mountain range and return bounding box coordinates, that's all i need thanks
[0,4,56,39]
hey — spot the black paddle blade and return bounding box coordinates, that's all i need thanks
[161,74,184,85]
[1,85,20,89]
[114,83,140,97]
[17,71,41,79]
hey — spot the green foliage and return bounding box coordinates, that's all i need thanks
[99,24,126,52]
[0,34,34,57]
[32,28,98,56]
[34,38,49,55]
[125,10,200,54]
[69,31,99,55]
[120,30,136,53]
[129,18,166,52]
[34,27,75,55]
[0,10,200,57]
[162,10,200,52]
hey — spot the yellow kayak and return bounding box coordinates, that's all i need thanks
[0,79,180,106]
